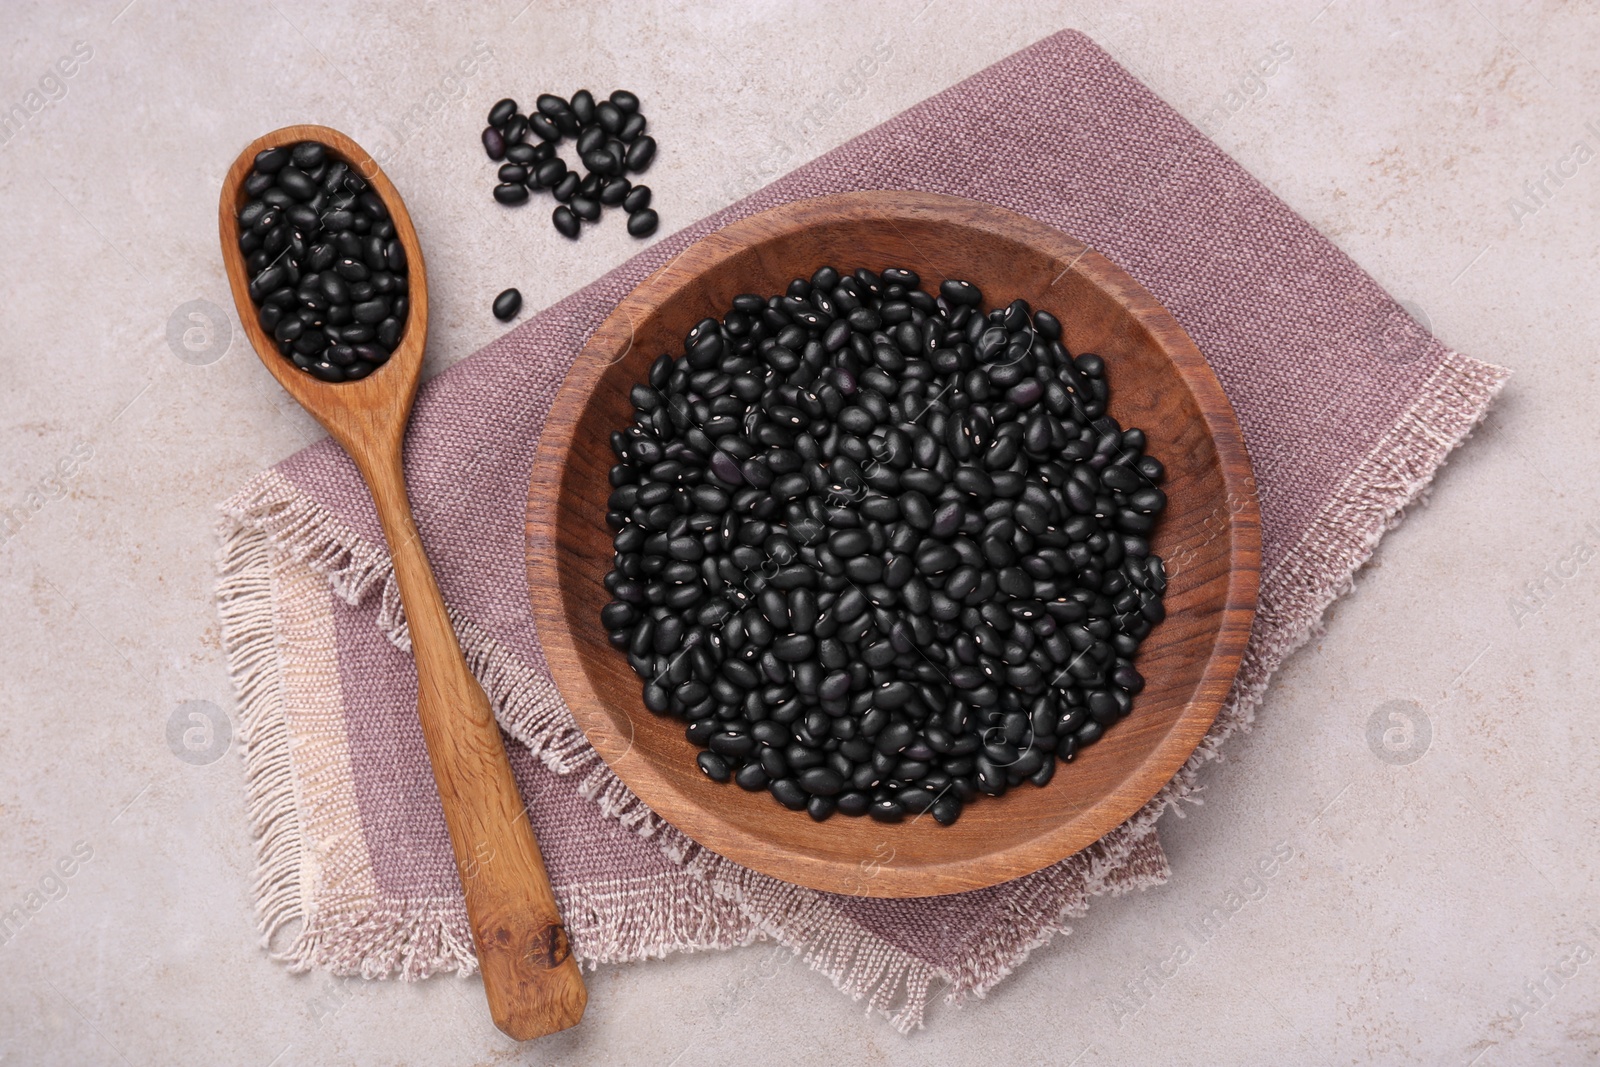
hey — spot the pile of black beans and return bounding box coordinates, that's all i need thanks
[482,90,658,240]
[601,267,1169,827]
[237,141,409,382]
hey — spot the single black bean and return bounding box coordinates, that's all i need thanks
[254,146,290,173]
[493,182,529,205]
[492,288,522,322]
[625,135,656,172]
[627,208,659,237]
[579,125,608,156]
[619,112,647,142]
[528,113,561,142]
[571,89,596,124]
[276,167,317,201]
[553,205,580,238]
[869,797,904,822]
[697,751,731,782]
[799,767,843,796]
[535,158,567,187]
[770,778,807,810]
[290,143,325,172]
[940,278,982,306]
[488,98,517,127]
[623,184,652,213]
[582,147,619,176]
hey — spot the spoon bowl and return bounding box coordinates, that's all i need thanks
[218,125,427,456]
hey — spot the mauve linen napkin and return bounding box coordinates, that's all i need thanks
[215,29,1507,1030]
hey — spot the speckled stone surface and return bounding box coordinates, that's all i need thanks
[1,3,1596,1064]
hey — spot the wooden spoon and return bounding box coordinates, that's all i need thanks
[218,125,586,1040]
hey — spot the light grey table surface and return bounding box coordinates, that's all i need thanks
[2,2,1596,1064]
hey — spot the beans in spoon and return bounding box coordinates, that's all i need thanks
[236,141,408,382]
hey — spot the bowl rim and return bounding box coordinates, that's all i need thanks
[527,190,1260,897]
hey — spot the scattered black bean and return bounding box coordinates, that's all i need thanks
[601,268,1170,823]
[626,208,659,238]
[475,87,659,240]
[553,172,580,203]
[598,177,631,206]
[534,157,567,188]
[493,182,529,205]
[623,184,651,213]
[552,204,579,239]
[488,98,518,127]
[238,140,406,380]
[570,89,596,125]
[492,288,522,322]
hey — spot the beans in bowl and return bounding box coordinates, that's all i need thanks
[601,267,1168,826]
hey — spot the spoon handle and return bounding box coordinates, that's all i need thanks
[358,442,587,1040]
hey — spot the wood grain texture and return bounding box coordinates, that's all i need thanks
[528,191,1260,898]
[221,125,585,1040]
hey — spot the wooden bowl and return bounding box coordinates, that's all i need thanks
[527,191,1259,898]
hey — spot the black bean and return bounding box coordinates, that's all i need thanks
[553,205,580,239]
[276,167,317,201]
[570,89,596,124]
[581,147,619,176]
[532,93,567,121]
[697,751,731,782]
[611,114,647,151]
[292,142,326,171]
[869,797,904,822]
[552,172,580,203]
[627,208,659,238]
[488,98,517,127]
[610,89,640,113]
[493,182,529,205]
[770,778,807,810]
[773,634,815,662]
[799,767,843,796]
[528,113,560,142]
[625,136,656,172]
[535,158,567,187]
[351,299,388,325]
[492,288,521,321]
[254,146,290,173]
[1130,487,1167,513]
[583,129,615,165]
[622,184,652,213]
